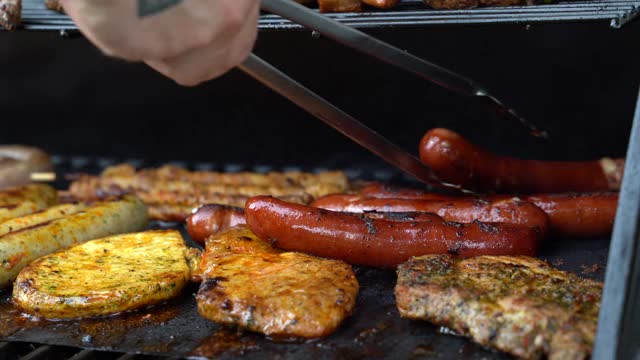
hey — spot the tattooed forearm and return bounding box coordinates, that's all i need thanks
[138,0,182,17]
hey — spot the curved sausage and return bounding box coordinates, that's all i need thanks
[310,194,549,236]
[353,185,618,238]
[524,192,618,238]
[186,204,247,244]
[419,128,624,193]
[245,196,540,268]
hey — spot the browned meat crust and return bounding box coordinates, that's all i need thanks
[67,164,349,222]
[425,0,534,9]
[362,0,400,8]
[195,226,359,339]
[319,0,362,12]
[0,0,20,31]
[425,0,478,9]
[44,0,63,13]
[395,255,602,360]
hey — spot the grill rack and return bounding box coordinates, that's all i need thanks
[15,0,640,31]
[0,156,408,360]
[0,341,172,360]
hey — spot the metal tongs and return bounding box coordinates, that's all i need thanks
[239,0,543,193]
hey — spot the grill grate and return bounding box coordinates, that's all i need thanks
[13,0,640,30]
[0,155,612,360]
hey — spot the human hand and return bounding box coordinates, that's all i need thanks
[60,0,260,86]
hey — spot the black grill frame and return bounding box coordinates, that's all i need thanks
[14,0,640,30]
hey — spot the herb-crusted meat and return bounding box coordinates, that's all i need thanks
[395,255,602,360]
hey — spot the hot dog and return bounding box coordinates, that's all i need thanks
[419,128,624,193]
[352,184,618,238]
[187,201,460,244]
[187,204,247,244]
[524,192,618,238]
[310,194,550,236]
[245,196,540,268]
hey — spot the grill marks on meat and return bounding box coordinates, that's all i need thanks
[195,226,359,339]
[395,255,602,360]
[68,164,348,222]
[0,0,20,31]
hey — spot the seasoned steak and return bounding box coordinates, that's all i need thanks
[395,255,602,360]
[196,226,359,340]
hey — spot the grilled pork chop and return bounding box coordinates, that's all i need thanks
[395,255,602,360]
[13,230,193,319]
[196,226,359,339]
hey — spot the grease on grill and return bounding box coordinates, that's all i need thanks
[190,330,259,358]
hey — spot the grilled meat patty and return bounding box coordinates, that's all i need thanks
[395,255,602,360]
[196,226,359,339]
[0,184,58,223]
[0,195,148,288]
[13,230,191,319]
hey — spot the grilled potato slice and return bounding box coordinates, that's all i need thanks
[13,230,191,319]
[0,195,148,287]
[196,226,359,339]
[0,184,58,223]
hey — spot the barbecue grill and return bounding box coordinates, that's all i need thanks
[1,1,639,359]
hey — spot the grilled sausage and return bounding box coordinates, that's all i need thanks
[0,203,87,235]
[187,203,459,244]
[524,192,618,238]
[0,184,59,223]
[419,128,625,193]
[310,194,550,236]
[357,182,454,200]
[245,196,541,268]
[187,204,247,244]
[0,195,148,287]
[354,185,618,238]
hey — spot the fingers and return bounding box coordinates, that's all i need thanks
[60,0,259,63]
[144,1,260,86]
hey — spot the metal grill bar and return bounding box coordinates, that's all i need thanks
[12,0,640,30]
[593,87,640,360]
[19,345,52,360]
[67,349,96,360]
